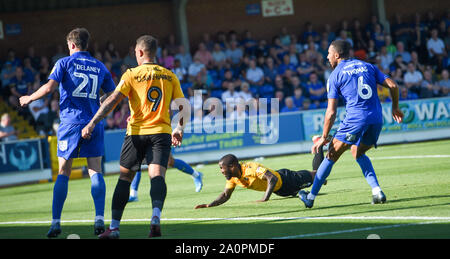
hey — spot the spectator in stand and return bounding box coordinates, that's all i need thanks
[238,81,254,102]
[371,24,386,49]
[391,68,405,87]
[159,48,175,69]
[113,101,129,129]
[379,46,393,72]
[302,22,320,43]
[104,41,121,67]
[28,79,49,131]
[300,98,312,111]
[305,72,327,106]
[26,46,41,71]
[10,66,31,99]
[255,39,269,58]
[438,69,450,95]
[38,99,60,135]
[296,52,314,82]
[194,42,213,68]
[365,15,384,41]
[292,87,305,108]
[211,43,227,70]
[226,40,244,67]
[188,56,206,81]
[22,57,37,83]
[420,69,440,98]
[122,45,138,68]
[404,62,423,95]
[278,54,297,76]
[410,51,425,73]
[399,86,418,100]
[174,44,193,70]
[279,27,291,47]
[51,45,67,66]
[273,75,290,98]
[0,113,18,142]
[166,34,179,55]
[241,30,258,56]
[5,48,21,68]
[263,56,278,85]
[172,59,187,83]
[395,41,412,63]
[384,35,397,56]
[274,90,285,110]
[336,30,353,47]
[38,56,50,83]
[281,96,298,113]
[391,13,414,46]
[222,81,241,112]
[427,28,447,70]
[245,58,265,88]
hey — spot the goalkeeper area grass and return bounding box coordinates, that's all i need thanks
[0,139,449,239]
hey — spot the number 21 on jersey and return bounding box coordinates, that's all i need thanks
[73,72,98,99]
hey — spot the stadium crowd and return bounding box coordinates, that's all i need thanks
[1,11,450,139]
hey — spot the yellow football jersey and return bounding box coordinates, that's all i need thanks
[116,63,184,135]
[225,162,283,192]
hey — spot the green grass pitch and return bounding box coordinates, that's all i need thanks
[0,139,449,239]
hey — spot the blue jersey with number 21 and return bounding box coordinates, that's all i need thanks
[49,51,116,124]
[327,59,388,125]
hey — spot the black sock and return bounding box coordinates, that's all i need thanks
[111,179,131,221]
[312,146,324,171]
[150,176,167,210]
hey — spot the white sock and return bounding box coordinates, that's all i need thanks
[110,219,120,230]
[130,189,138,197]
[51,219,61,225]
[152,207,161,219]
[307,193,316,200]
[191,170,200,178]
[95,215,104,222]
[372,186,382,195]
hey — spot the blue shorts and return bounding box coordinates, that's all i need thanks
[334,122,382,147]
[57,122,104,160]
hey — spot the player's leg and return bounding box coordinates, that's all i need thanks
[146,133,171,238]
[86,156,106,234]
[47,157,73,237]
[170,153,204,192]
[299,138,350,208]
[352,123,385,204]
[99,135,140,239]
[129,170,141,202]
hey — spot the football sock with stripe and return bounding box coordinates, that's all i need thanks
[130,171,141,197]
[356,154,381,194]
[173,159,199,177]
[150,176,167,219]
[309,158,334,200]
[52,174,69,223]
[90,172,106,219]
[110,179,131,229]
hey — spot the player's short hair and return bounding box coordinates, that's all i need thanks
[219,154,239,167]
[330,40,351,59]
[136,35,158,58]
[66,28,90,50]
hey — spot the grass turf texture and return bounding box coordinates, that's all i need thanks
[0,139,449,239]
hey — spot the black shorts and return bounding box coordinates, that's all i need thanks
[274,169,313,197]
[119,133,172,172]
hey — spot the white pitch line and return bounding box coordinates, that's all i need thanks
[1,216,450,225]
[370,155,450,160]
[273,219,450,239]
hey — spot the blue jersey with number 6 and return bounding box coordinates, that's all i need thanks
[49,51,116,124]
[327,59,388,125]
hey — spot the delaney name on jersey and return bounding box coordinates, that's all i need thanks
[74,63,101,74]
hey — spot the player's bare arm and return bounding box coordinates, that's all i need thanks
[312,98,338,154]
[382,78,404,123]
[194,188,234,209]
[82,90,125,139]
[171,99,186,147]
[19,79,59,107]
[257,171,278,202]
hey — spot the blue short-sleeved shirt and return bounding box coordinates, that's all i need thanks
[327,59,388,125]
[49,51,116,124]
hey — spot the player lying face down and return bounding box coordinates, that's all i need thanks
[194,152,325,209]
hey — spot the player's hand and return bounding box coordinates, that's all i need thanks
[81,123,95,139]
[392,107,404,123]
[19,96,32,107]
[172,127,183,147]
[194,204,208,209]
[311,136,329,154]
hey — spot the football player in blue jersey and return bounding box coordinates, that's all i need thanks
[20,28,116,237]
[299,40,404,208]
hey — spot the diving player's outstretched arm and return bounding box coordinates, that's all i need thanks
[194,188,234,209]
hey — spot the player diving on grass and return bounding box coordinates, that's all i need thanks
[298,40,404,208]
[194,147,325,209]
[129,154,203,202]
[19,28,116,238]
